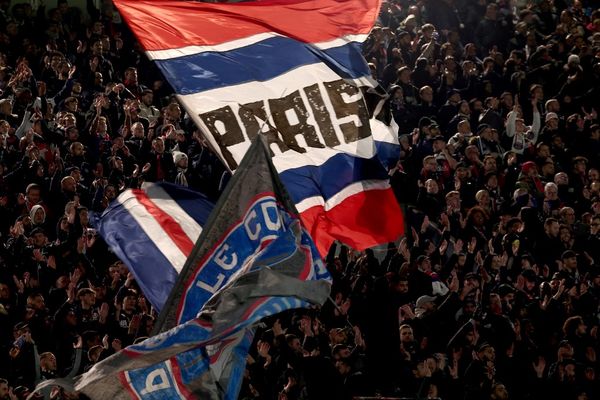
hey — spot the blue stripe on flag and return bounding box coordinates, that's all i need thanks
[154,183,214,226]
[93,201,179,311]
[153,37,369,95]
[279,152,390,204]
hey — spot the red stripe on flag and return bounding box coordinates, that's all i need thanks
[113,0,381,51]
[118,371,142,400]
[132,189,194,257]
[169,357,195,399]
[300,188,404,257]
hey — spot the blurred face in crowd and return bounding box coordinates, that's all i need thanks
[41,353,57,372]
[476,190,490,205]
[545,183,558,200]
[432,138,445,153]
[27,294,45,311]
[592,217,600,235]
[26,187,41,204]
[32,231,47,247]
[397,68,411,84]
[546,99,560,113]
[33,208,44,224]
[141,91,153,106]
[555,172,569,185]
[486,174,498,189]
[458,120,471,135]
[419,257,432,272]
[0,380,8,397]
[446,193,460,210]
[425,179,438,194]
[458,101,470,116]
[152,138,165,154]
[80,291,96,308]
[561,207,576,225]
[79,208,88,225]
[537,144,550,158]
[0,283,10,300]
[91,40,103,56]
[123,295,137,313]
[560,226,572,244]
[471,210,485,226]
[465,145,479,162]
[97,116,107,133]
[420,86,433,103]
[423,156,437,172]
[532,86,543,101]
[501,93,513,109]
[574,160,586,174]
[94,72,103,87]
[483,157,496,172]
[400,325,414,344]
[166,103,181,121]
[0,120,9,134]
[63,113,76,128]
[70,142,83,157]
[105,185,117,200]
[62,176,76,193]
[125,68,138,84]
[65,97,78,112]
[132,122,144,138]
[546,116,558,130]
[465,43,477,57]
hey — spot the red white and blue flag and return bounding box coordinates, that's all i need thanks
[41,138,332,399]
[92,182,215,311]
[113,0,404,256]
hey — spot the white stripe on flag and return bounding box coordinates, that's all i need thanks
[178,62,374,110]
[178,63,377,169]
[295,179,391,213]
[146,33,369,61]
[117,191,188,273]
[142,184,202,243]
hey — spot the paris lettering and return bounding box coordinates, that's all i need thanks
[199,79,370,170]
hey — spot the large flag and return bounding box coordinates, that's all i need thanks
[92,183,215,311]
[113,0,404,256]
[35,137,332,399]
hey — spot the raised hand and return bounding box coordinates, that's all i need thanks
[532,356,546,378]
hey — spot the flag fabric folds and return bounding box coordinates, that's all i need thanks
[91,182,215,311]
[35,137,332,399]
[113,0,404,256]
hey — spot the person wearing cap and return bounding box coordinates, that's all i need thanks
[539,110,562,146]
[415,294,437,314]
[463,340,497,400]
[473,123,504,156]
[414,117,441,160]
[560,250,580,280]
[432,134,458,172]
[436,88,462,133]
[395,66,419,107]
[172,150,189,187]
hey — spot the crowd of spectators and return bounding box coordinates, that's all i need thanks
[0,0,599,400]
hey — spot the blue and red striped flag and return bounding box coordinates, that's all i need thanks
[113,0,404,256]
[39,138,332,399]
[92,183,214,311]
